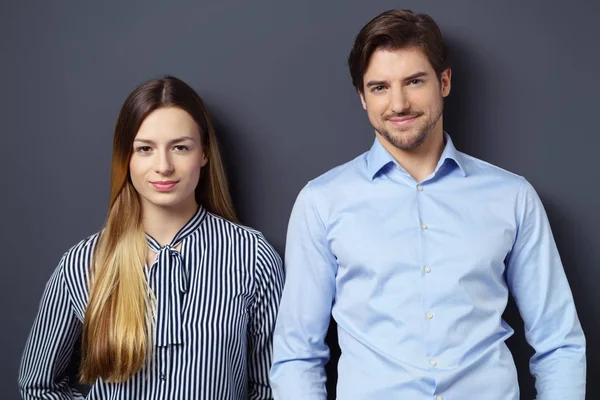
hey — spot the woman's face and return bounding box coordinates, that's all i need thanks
[129,107,208,213]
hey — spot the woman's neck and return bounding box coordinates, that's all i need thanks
[141,199,199,247]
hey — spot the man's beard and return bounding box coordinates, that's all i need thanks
[377,103,443,151]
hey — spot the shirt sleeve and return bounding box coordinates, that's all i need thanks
[505,179,586,400]
[19,254,85,400]
[270,184,337,400]
[247,234,285,400]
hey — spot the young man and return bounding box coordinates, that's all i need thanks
[270,9,586,400]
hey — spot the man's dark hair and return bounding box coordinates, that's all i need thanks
[348,9,450,93]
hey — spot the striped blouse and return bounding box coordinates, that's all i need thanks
[19,207,284,399]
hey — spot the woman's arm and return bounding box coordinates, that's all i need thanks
[19,254,85,399]
[247,235,284,400]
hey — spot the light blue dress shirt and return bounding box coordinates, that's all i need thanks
[270,134,586,400]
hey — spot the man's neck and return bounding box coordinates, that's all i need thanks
[377,129,445,183]
[141,199,198,247]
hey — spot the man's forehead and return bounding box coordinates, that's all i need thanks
[364,47,433,76]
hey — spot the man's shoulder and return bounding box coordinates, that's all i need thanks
[306,151,369,193]
[460,150,526,187]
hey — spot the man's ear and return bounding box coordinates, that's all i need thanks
[441,68,452,98]
[359,89,367,110]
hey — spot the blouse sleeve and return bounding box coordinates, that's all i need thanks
[19,254,85,399]
[247,234,285,400]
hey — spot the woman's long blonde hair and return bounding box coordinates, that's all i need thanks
[80,76,237,383]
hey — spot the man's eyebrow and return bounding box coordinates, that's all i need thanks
[365,80,389,88]
[365,72,430,88]
[403,71,429,81]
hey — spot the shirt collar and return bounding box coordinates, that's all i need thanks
[146,205,208,250]
[437,133,467,177]
[366,137,396,179]
[366,132,467,180]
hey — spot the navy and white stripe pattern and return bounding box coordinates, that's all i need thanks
[19,207,284,399]
[146,210,204,346]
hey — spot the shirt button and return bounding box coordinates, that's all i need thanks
[426,312,433,320]
[160,373,166,381]
[424,266,431,273]
[436,396,443,400]
[421,223,428,230]
[417,185,423,191]
[430,359,438,366]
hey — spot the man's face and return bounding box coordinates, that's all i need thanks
[359,47,451,151]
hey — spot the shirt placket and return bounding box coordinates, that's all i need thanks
[416,179,449,400]
[148,245,186,400]
[413,180,442,398]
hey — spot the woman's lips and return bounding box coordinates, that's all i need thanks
[151,181,179,191]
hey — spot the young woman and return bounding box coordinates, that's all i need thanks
[19,76,284,399]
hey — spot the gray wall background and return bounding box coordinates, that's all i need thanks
[1,1,598,398]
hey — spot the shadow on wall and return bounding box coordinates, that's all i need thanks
[540,199,596,396]
[210,115,246,218]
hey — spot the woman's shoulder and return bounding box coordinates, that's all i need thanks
[203,211,267,243]
[43,232,102,315]
[203,212,281,263]
[59,231,102,283]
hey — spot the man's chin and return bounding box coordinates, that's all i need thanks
[383,132,425,150]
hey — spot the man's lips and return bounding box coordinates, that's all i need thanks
[387,114,420,125]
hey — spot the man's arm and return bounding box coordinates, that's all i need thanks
[270,184,337,400]
[506,179,586,400]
